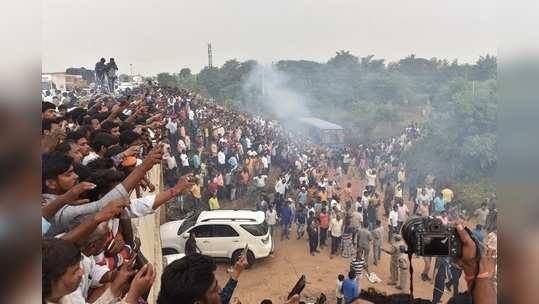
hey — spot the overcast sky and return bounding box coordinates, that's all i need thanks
[42,0,497,76]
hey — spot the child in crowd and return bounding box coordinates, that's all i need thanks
[336,274,345,304]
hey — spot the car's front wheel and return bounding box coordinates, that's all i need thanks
[231,249,255,269]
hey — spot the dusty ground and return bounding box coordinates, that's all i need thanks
[212,174,461,304]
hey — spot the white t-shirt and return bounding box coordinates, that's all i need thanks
[366,170,376,186]
[275,181,286,195]
[82,151,99,166]
[389,210,399,227]
[253,175,268,188]
[397,204,409,222]
[416,193,430,205]
[217,151,226,164]
[261,156,269,168]
[180,153,189,167]
[166,120,177,134]
[425,187,436,201]
[266,209,277,225]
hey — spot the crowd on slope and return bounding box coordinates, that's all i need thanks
[41,73,497,304]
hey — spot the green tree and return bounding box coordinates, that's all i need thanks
[156,73,177,87]
[179,68,192,79]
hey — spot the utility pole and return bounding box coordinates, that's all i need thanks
[208,43,213,68]
[129,64,133,81]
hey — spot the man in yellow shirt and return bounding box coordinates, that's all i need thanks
[441,187,454,204]
[191,179,202,208]
[319,187,329,203]
[208,193,220,210]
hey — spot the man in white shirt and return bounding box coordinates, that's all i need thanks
[261,155,269,174]
[329,213,344,257]
[165,118,178,135]
[365,169,377,193]
[274,177,286,199]
[396,201,409,232]
[180,152,189,174]
[253,174,268,192]
[415,188,430,215]
[265,205,277,238]
[388,204,399,242]
[217,150,226,171]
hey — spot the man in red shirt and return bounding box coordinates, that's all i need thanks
[319,207,329,248]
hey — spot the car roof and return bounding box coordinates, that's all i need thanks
[197,209,265,224]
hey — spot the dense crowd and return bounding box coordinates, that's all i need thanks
[41,68,497,304]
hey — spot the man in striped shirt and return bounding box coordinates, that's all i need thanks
[350,251,369,282]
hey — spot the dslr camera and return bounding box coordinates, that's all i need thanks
[401,217,462,257]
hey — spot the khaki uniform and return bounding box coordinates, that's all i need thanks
[397,254,410,290]
[386,243,400,284]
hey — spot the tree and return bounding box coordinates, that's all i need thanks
[179,68,192,79]
[471,55,496,81]
[156,73,177,87]
[327,50,359,67]
[118,74,129,82]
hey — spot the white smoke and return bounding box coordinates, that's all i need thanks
[242,64,309,119]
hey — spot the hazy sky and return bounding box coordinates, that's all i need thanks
[43,0,497,76]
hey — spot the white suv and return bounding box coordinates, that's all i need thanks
[160,210,274,267]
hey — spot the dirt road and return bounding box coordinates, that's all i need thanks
[213,175,457,304]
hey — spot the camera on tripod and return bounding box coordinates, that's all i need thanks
[401,217,463,257]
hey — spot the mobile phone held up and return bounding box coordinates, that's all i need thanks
[241,243,249,258]
[288,275,306,300]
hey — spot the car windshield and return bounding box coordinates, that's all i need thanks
[240,222,269,236]
[177,211,199,235]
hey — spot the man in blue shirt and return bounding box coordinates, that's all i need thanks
[280,202,292,240]
[472,224,486,242]
[433,193,445,215]
[342,270,359,304]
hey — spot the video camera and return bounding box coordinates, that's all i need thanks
[401,217,463,257]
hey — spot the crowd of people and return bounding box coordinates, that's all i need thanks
[41,72,497,304]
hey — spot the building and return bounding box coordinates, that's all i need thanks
[41,72,88,91]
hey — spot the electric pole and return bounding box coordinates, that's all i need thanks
[129,64,133,81]
[208,43,213,68]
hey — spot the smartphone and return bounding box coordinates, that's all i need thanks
[134,251,149,269]
[288,275,306,300]
[106,239,116,252]
[241,243,249,257]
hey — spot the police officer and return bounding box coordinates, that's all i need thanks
[396,245,410,291]
[382,234,402,285]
